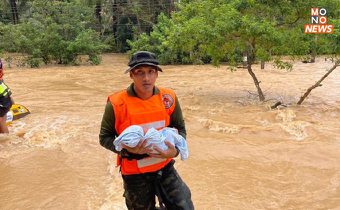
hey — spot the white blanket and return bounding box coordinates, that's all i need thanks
[114,125,189,160]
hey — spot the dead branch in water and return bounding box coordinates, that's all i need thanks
[270,101,287,109]
[297,61,339,105]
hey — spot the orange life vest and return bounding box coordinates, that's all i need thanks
[108,87,176,175]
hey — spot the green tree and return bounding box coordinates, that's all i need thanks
[129,0,339,102]
[128,13,181,63]
[0,0,107,67]
[108,0,176,52]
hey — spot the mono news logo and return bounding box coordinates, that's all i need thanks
[304,8,334,34]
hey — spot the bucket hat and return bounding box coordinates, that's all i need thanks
[125,51,162,73]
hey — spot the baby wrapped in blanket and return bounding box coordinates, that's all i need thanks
[114,125,188,160]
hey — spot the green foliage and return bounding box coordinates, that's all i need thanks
[128,0,339,67]
[27,56,43,68]
[1,0,178,56]
[128,13,181,64]
[102,35,116,52]
[1,0,338,68]
[89,54,101,65]
[172,1,241,65]
[66,29,107,64]
[273,59,293,71]
[0,0,107,67]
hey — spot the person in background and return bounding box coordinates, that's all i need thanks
[0,58,14,133]
[99,51,194,210]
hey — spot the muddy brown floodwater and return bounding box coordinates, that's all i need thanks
[0,54,339,210]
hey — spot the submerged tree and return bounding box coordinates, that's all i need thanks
[130,0,338,102]
[297,57,339,105]
[296,5,339,105]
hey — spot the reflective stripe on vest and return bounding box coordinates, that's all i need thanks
[0,80,11,97]
[108,87,176,175]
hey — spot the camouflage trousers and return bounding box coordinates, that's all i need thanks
[122,160,194,210]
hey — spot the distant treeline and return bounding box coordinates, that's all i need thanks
[0,0,339,67]
[0,0,175,67]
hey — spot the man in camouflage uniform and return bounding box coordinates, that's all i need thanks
[99,51,194,210]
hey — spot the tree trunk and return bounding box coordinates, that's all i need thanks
[310,36,318,63]
[169,0,175,14]
[247,62,265,101]
[130,0,142,34]
[112,0,119,47]
[310,49,316,63]
[10,0,19,24]
[95,1,102,34]
[246,42,265,101]
[261,60,265,69]
[297,62,339,105]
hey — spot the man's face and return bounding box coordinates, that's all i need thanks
[130,65,158,94]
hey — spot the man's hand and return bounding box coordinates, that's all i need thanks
[148,141,178,158]
[122,139,152,155]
